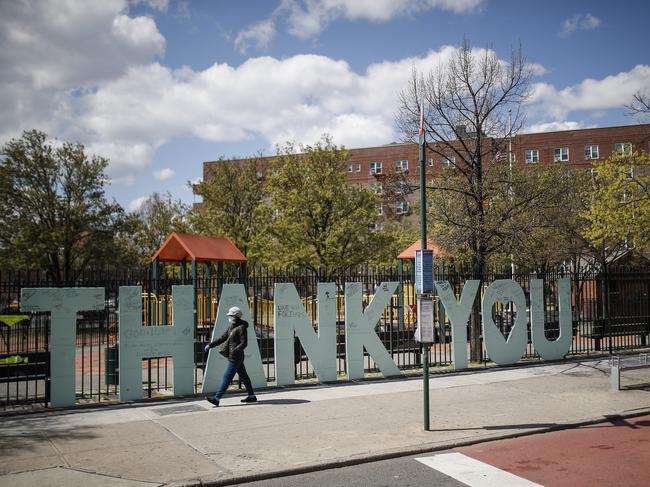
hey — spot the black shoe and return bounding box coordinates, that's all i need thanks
[241,396,257,403]
[206,396,219,407]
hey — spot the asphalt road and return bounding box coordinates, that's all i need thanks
[236,413,650,487]
[234,453,468,487]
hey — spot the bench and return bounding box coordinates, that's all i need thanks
[591,317,650,350]
[610,353,650,391]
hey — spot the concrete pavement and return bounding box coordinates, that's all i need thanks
[1,358,649,486]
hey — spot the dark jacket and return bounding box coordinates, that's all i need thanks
[209,318,249,362]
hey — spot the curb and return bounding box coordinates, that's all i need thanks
[166,408,650,487]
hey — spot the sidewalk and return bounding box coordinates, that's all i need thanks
[1,358,649,487]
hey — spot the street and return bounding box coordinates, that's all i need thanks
[238,414,650,487]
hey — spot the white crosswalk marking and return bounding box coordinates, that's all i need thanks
[416,452,543,487]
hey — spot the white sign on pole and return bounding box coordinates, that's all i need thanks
[415,296,435,343]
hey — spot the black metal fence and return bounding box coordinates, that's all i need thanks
[1,265,648,410]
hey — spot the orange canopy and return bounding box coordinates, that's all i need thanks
[151,232,247,263]
[397,239,448,260]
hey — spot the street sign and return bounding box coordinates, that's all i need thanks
[415,296,435,343]
[415,249,434,295]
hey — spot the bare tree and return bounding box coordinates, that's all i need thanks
[396,39,535,361]
[625,91,650,118]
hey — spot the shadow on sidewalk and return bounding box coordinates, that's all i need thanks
[0,426,98,454]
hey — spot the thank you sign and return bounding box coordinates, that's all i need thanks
[22,278,574,406]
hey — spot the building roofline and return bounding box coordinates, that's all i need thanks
[203,123,650,164]
[518,123,650,137]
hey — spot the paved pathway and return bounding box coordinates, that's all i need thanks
[1,358,648,486]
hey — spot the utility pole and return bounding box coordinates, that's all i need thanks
[418,97,430,431]
[508,109,516,279]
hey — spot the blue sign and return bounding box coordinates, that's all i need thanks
[415,249,434,295]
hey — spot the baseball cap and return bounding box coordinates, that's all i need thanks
[226,306,242,318]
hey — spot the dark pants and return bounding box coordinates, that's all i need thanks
[214,358,255,400]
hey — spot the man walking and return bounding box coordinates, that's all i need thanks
[204,306,257,406]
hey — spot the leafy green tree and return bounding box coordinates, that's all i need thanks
[191,156,266,260]
[583,151,650,251]
[0,130,125,283]
[427,159,574,271]
[262,136,382,275]
[127,192,191,266]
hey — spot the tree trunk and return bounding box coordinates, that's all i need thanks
[470,243,486,362]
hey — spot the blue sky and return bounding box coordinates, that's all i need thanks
[1,0,649,211]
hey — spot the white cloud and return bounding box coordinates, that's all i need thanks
[24,47,446,179]
[238,0,485,46]
[560,13,601,37]
[153,168,176,180]
[86,141,156,184]
[1,39,556,184]
[2,4,643,192]
[128,196,149,211]
[0,0,165,90]
[528,64,650,120]
[525,121,588,133]
[234,20,276,54]
[0,0,165,147]
[529,63,547,76]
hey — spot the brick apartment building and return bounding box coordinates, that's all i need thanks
[201,124,650,228]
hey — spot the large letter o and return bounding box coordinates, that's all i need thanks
[482,280,528,365]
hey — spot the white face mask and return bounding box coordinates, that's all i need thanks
[228,316,236,324]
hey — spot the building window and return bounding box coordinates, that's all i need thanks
[427,158,434,166]
[256,171,263,180]
[615,142,632,156]
[525,149,539,163]
[442,155,455,167]
[347,164,353,172]
[395,159,408,171]
[584,145,599,160]
[395,201,409,215]
[369,222,384,232]
[370,161,382,175]
[554,147,569,162]
[376,203,383,216]
[355,163,361,172]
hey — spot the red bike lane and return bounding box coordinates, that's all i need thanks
[457,414,650,486]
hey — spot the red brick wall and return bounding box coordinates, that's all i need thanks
[201,123,650,189]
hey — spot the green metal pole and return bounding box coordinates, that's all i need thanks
[191,259,197,329]
[205,263,211,323]
[397,259,404,333]
[419,106,429,432]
